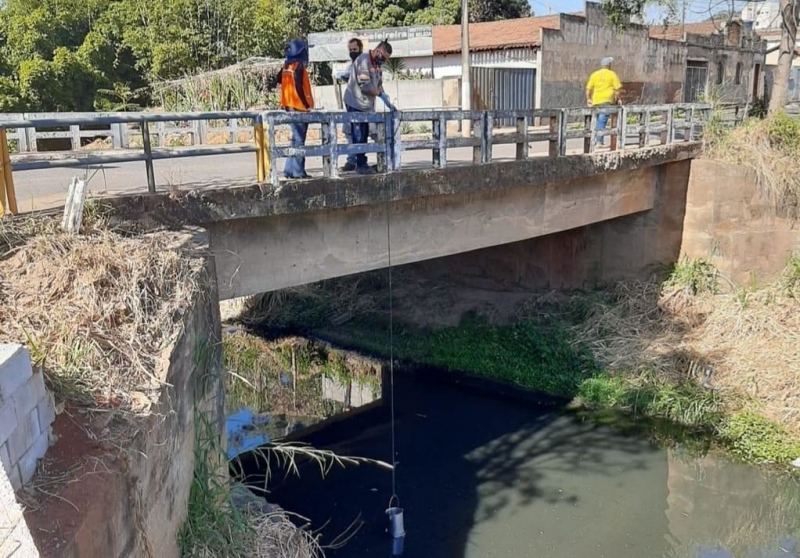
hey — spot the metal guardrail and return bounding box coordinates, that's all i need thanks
[0,104,716,215]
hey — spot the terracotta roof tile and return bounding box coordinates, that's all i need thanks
[433,15,563,54]
[649,21,723,40]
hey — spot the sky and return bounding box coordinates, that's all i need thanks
[530,0,755,24]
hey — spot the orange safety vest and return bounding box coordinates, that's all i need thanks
[280,62,314,112]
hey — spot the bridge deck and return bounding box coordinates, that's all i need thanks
[14,135,671,212]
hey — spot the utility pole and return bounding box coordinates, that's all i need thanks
[460,0,471,136]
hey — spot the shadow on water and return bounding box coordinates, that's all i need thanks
[234,368,678,558]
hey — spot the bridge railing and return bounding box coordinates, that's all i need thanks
[0,104,716,214]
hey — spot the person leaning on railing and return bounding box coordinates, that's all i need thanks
[335,38,364,173]
[343,40,396,175]
[280,38,315,179]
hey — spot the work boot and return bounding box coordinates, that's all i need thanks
[340,162,356,172]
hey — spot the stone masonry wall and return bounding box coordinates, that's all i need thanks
[0,344,55,491]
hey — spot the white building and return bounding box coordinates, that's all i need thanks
[741,1,782,30]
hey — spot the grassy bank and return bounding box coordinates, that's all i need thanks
[236,256,800,468]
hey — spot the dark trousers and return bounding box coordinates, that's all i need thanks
[284,121,308,178]
[346,104,369,169]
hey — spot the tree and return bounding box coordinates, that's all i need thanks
[468,0,531,23]
[769,0,799,111]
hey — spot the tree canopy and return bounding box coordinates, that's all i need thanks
[0,0,532,112]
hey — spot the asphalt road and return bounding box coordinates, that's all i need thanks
[12,136,643,212]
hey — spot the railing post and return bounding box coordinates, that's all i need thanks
[254,114,266,182]
[0,128,18,216]
[609,109,619,151]
[558,109,567,156]
[482,112,493,163]
[433,115,447,169]
[548,115,558,158]
[17,127,29,152]
[322,115,339,179]
[228,118,237,144]
[583,112,593,154]
[111,123,123,149]
[689,106,696,141]
[638,110,648,148]
[377,114,388,174]
[156,121,165,147]
[515,115,528,160]
[266,114,277,185]
[661,106,673,145]
[618,107,628,151]
[197,119,208,145]
[70,125,80,150]
[141,120,156,194]
[391,112,402,172]
[472,112,482,165]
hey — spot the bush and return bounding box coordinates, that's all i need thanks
[719,412,800,464]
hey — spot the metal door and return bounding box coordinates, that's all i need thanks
[471,67,536,126]
[684,62,709,103]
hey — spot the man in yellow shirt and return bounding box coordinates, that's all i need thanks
[585,57,622,147]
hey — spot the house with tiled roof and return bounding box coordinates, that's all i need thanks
[401,14,564,79]
[313,1,765,113]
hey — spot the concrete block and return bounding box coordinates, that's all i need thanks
[7,408,40,467]
[0,401,19,446]
[10,371,47,419]
[36,394,56,433]
[18,429,50,485]
[0,344,33,405]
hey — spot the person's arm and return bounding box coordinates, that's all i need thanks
[612,72,623,104]
[585,74,595,106]
[356,58,381,97]
[294,66,312,110]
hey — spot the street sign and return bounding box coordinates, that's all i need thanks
[309,26,433,62]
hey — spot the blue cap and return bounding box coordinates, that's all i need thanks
[286,38,313,58]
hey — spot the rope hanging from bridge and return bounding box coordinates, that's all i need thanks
[383,103,406,556]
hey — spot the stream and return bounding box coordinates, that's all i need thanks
[228,349,800,558]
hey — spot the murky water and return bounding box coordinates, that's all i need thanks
[236,369,800,558]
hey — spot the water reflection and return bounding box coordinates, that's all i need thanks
[245,369,800,558]
[226,368,382,459]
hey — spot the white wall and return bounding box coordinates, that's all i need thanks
[399,48,537,78]
[312,78,447,111]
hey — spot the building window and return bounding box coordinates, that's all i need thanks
[735,62,743,84]
[717,61,725,85]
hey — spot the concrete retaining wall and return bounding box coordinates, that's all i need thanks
[680,159,800,285]
[24,231,224,558]
[0,344,55,492]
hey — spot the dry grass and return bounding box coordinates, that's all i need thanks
[247,512,325,558]
[706,112,800,221]
[0,217,206,414]
[570,269,800,434]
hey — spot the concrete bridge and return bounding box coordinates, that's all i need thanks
[2,104,714,299]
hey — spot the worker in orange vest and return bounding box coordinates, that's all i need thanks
[281,38,315,179]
